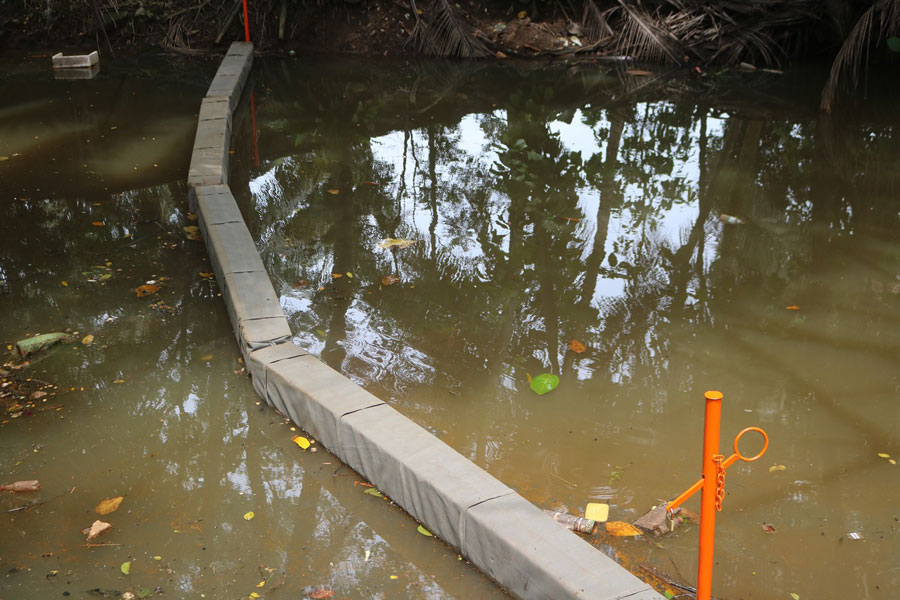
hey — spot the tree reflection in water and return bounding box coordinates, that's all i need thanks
[234,57,899,600]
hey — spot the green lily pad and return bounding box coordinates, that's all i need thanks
[530,373,559,396]
[120,561,131,575]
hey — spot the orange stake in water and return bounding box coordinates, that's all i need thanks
[665,391,768,600]
[242,0,251,42]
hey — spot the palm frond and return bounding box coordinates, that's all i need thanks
[616,0,684,63]
[410,0,489,59]
[819,0,900,112]
[582,0,616,42]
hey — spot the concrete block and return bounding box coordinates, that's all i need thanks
[221,270,285,328]
[188,147,228,187]
[192,118,230,152]
[52,50,99,68]
[239,316,293,356]
[226,41,254,58]
[340,403,514,550]
[193,185,244,230]
[187,170,225,187]
[265,354,383,450]
[247,341,308,399]
[462,494,660,600]
[198,97,232,126]
[204,221,265,281]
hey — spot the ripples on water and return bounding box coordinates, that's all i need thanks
[239,57,900,600]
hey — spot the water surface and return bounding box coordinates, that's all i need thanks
[236,57,900,599]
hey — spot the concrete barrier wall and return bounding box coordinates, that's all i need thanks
[187,41,663,600]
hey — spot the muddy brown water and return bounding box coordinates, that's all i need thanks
[0,55,506,599]
[232,58,899,599]
[1,53,898,600]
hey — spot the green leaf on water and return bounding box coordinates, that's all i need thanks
[137,587,152,598]
[664,591,674,600]
[120,561,131,575]
[529,373,559,396]
[364,488,384,498]
[887,36,900,53]
[417,525,433,537]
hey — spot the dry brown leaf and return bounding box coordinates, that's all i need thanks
[136,284,160,297]
[381,275,401,286]
[626,69,653,76]
[92,221,105,227]
[86,520,112,540]
[31,391,48,400]
[327,189,340,195]
[569,339,586,354]
[605,521,642,536]
[95,496,124,515]
[376,238,416,250]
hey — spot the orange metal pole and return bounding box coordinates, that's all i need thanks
[242,0,251,42]
[696,390,723,600]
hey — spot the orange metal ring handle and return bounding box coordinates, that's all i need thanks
[733,426,768,462]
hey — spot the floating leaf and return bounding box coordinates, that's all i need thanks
[308,589,334,599]
[584,503,609,523]
[113,379,125,384]
[769,465,786,472]
[186,212,198,221]
[137,587,152,598]
[877,453,890,459]
[256,580,266,588]
[120,561,131,575]
[785,305,800,311]
[381,275,400,286]
[199,272,214,279]
[327,189,340,195]
[790,593,800,600]
[92,221,105,227]
[362,181,380,187]
[417,524,433,536]
[81,334,94,346]
[291,435,311,450]
[390,575,399,580]
[61,281,68,287]
[86,520,112,541]
[529,373,559,396]
[605,521,642,536]
[364,488,385,498]
[887,36,900,52]
[569,339,586,354]
[331,273,343,279]
[152,556,162,561]
[136,284,160,297]
[249,594,260,599]
[184,225,202,241]
[664,591,674,600]
[626,69,653,76]
[95,496,124,515]
[762,523,776,533]
[200,354,213,361]
[517,10,527,18]
[377,238,416,250]
[243,511,255,520]
[346,272,353,278]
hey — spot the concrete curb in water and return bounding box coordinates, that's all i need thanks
[186,41,663,600]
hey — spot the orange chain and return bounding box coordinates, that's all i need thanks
[713,454,726,511]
